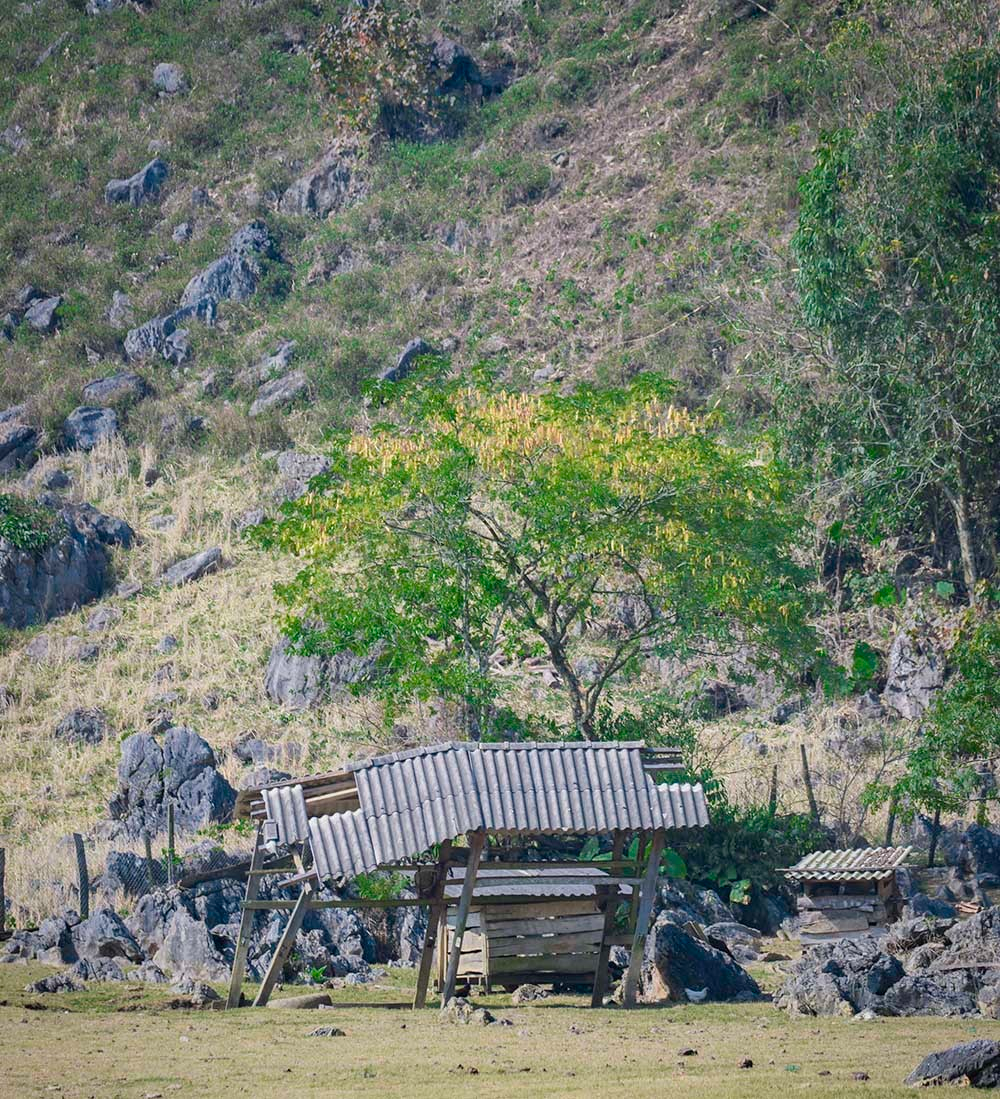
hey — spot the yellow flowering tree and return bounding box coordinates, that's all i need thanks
[257,368,815,738]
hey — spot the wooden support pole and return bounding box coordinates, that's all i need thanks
[800,744,820,824]
[928,808,942,868]
[72,833,89,920]
[622,829,665,1008]
[253,882,314,1007]
[768,765,779,814]
[0,847,6,931]
[441,831,485,1005]
[590,830,625,1007]
[413,840,453,1009]
[226,825,266,1009]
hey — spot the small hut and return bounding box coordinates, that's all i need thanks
[229,740,710,1009]
[438,867,631,992]
[782,846,912,944]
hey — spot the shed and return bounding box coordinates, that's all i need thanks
[438,867,632,992]
[228,740,710,1009]
[781,846,912,944]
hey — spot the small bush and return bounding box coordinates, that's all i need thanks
[0,494,62,553]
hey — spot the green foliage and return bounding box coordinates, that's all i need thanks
[257,368,816,738]
[788,47,1000,598]
[354,870,408,901]
[866,615,1000,818]
[308,965,327,984]
[0,495,61,553]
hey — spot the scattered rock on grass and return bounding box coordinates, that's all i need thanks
[160,547,221,586]
[55,707,110,745]
[249,370,308,417]
[63,406,119,451]
[440,997,495,1025]
[309,1025,346,1037]
[511,983,548,1005]
[905,1039,1000,1088]
[153,62,187,95]
[105,157,169,206]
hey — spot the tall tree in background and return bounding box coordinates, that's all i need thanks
[788,47,1000,603]
[257,367,815,739]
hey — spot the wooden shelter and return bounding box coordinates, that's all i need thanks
[438,867,631,992]
[781,846,912,944]
[228,740,710,1009]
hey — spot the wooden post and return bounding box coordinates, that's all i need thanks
[590,830,625,1007]
[800,744,820,824]
[768,765,779,814]
[413,840,453,1009]
[441,831,485,1005]
[622,829,665,1008]
[0,847,6,931]
[928,808,942,868]
[226,826,265,1009]
[253,882,314,1007]
[72,833,89,920]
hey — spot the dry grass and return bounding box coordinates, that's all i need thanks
[1,962,996,1098]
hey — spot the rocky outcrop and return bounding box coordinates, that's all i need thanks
[160,547,221,586]
[104,157,169,206]
[238,339,296,387]
[63,406,119,451]
[378,337,434,384]
[905,1040,1000,1087]
[153,62,187,95]
[249,370,308,416]
[0,503,133,628]
[275,450,332,501]
[24,294,61,333]
[55,707,110,746]
[0,421,39,474]
[264,636,381,709]
[82,372,151,407]
[776,937,904,1016]
[107,290,134,329]
[884,624,944,718]
[643,919,761,1003]
[107,726,236,839]
[279,145,364,218]
[125,222,278,361]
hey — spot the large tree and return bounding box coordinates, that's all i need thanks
[258,369,814,738]
[788,47,1000,603]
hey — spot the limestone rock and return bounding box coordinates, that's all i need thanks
[55,707,110,746]
[905,1039,1000,1087]
[107,290,134,329]
[275,450,331,501]
[82,372,150,407]
[63,406,119,451]
[154,908,229,981]
[279,146,362,218]
[884,625,944,718]
[153,62,187,95]
[378,337,434,384]
[645,920,761,1003]
[105,157,169,206]
[249,370,308,417]
[238,339,296,387]
[71,908,143,963]
[0,422,39,474]
[24,294,61,333]
[160,547,221,586]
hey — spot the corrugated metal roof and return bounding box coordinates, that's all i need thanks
[782,846,912,883]
[262,785,309,846]
[443,866,633,899]
[296,741,708,883]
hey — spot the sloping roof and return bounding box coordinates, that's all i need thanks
[782,846,912,883]
[301,741,708,883]
[443,865,633,900]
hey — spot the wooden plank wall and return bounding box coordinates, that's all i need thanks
[437,899,604,989]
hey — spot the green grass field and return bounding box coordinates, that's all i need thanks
[0,960,994,1098]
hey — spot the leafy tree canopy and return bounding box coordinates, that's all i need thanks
[256,365,817,739]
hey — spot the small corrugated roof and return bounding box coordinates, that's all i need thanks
[290,741,707,884]
[782,846,912,883]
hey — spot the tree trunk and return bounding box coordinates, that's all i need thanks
[944,482,978,606]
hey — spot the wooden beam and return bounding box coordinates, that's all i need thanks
[621,829,665,1008]
[440,831,485,1005]
[591,830,625,1007]
[226,825,266,1009]
[413,840,453,1009]
[252,881,314,1007]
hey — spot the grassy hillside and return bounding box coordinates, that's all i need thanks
[0,0,976,874]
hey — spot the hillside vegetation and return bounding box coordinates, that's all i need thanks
[2,0,1000,894]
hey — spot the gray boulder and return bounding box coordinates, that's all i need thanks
[237,339,296,387]
[124,296,215,362]
[24,295,61,334]
[102,849,167,898]
[153,62,187,95]
[108,726,235,839]
[179,220,275,310]
[69,957,127,982]
[105,157,169,206]
[279,147,361,218]
[0,422,39,474]
[882,973,977,1017]
[154,907,229,981]
[71,908,143,963]
[775,936,904,1016]
[55,707,110,746]
[130,961,169,983]
[249,370,308,417]
[107,290,134,329]
[82,372,150,407]
[275,450,331,501]
[644,919,761,1003]
[27,971,83,993]
[905,1039,1000,1087]
[86,0,125,12]
[160,547,221,587]
[60,502,134,550]
[63,406,119,451]
[1,504,131,629]
[86,605,122,632]
[264,636,380,709]
[378,337,434,384]
[884,625,944,718]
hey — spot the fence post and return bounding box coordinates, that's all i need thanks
[0,847,6,930]
[143,832,156,891]
[800,744,820,824]
[72,833,89,920]
[768,764,779,814]
[928,808,942,868]
[166,803,175,888]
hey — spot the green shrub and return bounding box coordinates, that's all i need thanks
[0,495,62,553]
